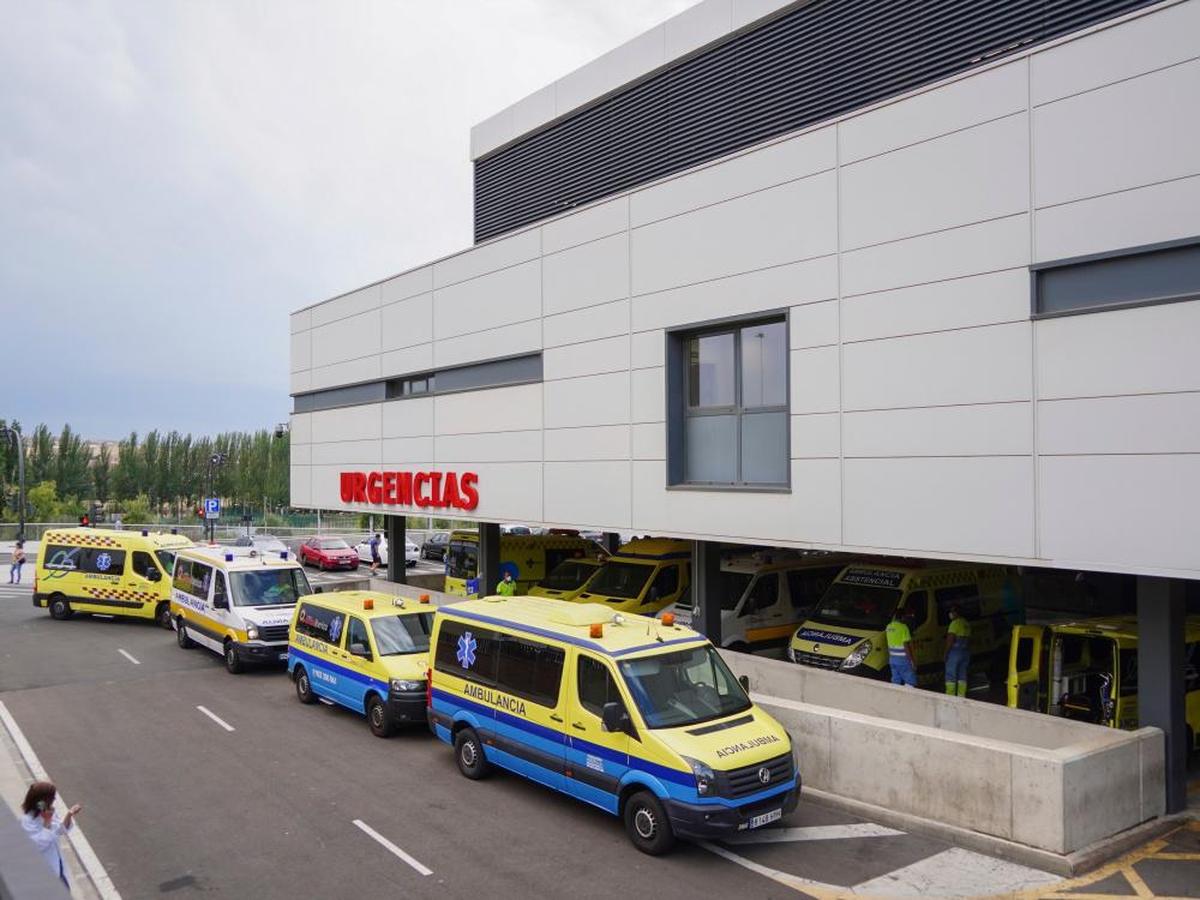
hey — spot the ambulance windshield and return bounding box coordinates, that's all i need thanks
[230,568,311,607]
[618,644,751,729]
[538,560,597,591]
[809,582,902,631]
[585,562,653,600]
[373,613,434,655]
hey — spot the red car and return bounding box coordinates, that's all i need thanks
[299,537,360,571]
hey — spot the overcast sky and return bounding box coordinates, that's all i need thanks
[1,0,690,440]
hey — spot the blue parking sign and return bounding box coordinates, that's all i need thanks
[204,497,221,520]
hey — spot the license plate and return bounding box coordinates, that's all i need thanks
[748,809,782,829]
[278,652,289,662]
[675,610,692,626]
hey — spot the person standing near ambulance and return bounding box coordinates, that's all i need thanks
[496,570,516,595]
[20,781,81,890]
[944,603,972,696]
[886,606,917,687]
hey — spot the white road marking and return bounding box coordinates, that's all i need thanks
[852,847,1060,896]
[117,649,140,665]
[0,701,123,900]
[721,822,904,845]
[352,819,433,876]
[196,705,235,732]
[700,841,839,894]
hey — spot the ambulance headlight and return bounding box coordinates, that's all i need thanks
[786,644,797,663]
[390,679,423,693]
[246,624,260,641]
[682,756,716,796]
[840,640,872,670]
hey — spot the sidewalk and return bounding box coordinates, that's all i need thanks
[0,704,107,900]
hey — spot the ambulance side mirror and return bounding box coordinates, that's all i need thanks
[213,594,229,611]
[601,701,631,735]
[146,569,162,582]
[738,675,751,693]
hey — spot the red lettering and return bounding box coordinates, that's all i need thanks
[367,472,383,505]
[382,471,397,504]
[352,472,368,503]
[459,472,479,510]
[414,472,431,508]
[340,472,354,503]
[442,472,462,509]
[428,472,443,508]
[396,471,413,506]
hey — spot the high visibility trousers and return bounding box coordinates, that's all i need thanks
[945,647,969,696]
[889,652,917,687]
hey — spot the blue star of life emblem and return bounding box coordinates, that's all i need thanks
[96,552,112,572]
[457,631,477,669]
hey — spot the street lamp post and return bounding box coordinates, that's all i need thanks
[0,426,25,541]
[206,452,226,544]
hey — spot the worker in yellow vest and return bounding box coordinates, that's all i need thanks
[944,603,971,696]
[496,570,517,596]
[885,606,917,687]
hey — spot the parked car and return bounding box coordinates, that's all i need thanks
[421,531,450,561]
[299,537,360,571]
[353,536,419,568]
[233,533,288,557]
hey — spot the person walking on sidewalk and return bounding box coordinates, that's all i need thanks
[368,533,382,575]
[20,781,82,890]
[8,539,25,584]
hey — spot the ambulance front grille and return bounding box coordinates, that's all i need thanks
[257,625,290,643]
[792,650,839,670]
[721,753,794,800]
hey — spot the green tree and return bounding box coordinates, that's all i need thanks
[26,425,54,484]
[112,432,140,501]
[54,424,91,498]
[119,494,153,523]
[27,480,59,522]
[92,445,112,503]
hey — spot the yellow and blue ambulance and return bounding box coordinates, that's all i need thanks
[287,591,434,737]
[428,595,800,854]
[571,537,692,615]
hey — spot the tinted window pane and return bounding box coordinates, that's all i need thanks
[434,619,500,686]
[497,636,564,707]
[740,411,788,484]
[685,414,737,482]
[347,617,370,654]
[1037,242,1200,316]
[578,655,621,717]
[740,321,787,407]
[687,333,735,407]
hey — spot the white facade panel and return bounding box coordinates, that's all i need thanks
[310,440,382,467]
[542,233,629,316]
[382,398,432,439]
[380,266,433,305]
[434,430,541,464]
[633,256,837,332]
[380,436,435,463]
[840,61,1027,164]
[544,461,632,529]
[544,425,630,462]
[310,309,380,369]
[1040,454,1200,574]
[289,413,312,445]
[631,173,837,295]
[290,330,311,373]
[630,367,665,424]
[843,322,1032,411]
[841,269,1029,344]
[544,372,630,429]
[543,336,630,382]
[291,443,311,466]
[554,25,667,117]
[290,309,311,334]
[844,403,1033,458]
[434,320,542,370]
[841,113,1029,250]
[435,383,542,436]
[432,228,540,289]
[290,465,311,507]
[790,413,840,459]
[1033,59,1200,208]
[290,370,311,394]
[1038,393,1200,456]
[1036,301,1200,400]
[789,346,840,415]
[789,299,839,349]
[630,330,665,369]
[461,462,544,524]
[308,356,381,392]
[432,260,541,339]
[664,0,732,62]
[380,344,434,379]
[310,405,382,444]
[631,423,666,461]
[311,285,379,327]
[844,457,1035,558]
[630,128,835,227]
[543,298,629,349]
[381,293,433,351]
[542,198,629,255]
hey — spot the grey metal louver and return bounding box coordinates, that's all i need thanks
[474,0,1155,243]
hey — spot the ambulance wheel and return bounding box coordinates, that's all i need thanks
[624,791,676,856]
[367,694,394,738]
[223,641,244,674]
[48,595,73,621]
[294,666,316,704]
[156,602,172,630]
[454,727,490,779]
[175,618,194,649]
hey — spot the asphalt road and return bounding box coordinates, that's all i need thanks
[0,581,1082,900]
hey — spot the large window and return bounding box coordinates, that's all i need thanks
[672,317,788,487]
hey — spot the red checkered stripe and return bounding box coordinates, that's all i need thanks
[47,533,122,548]
[82,586,157,602]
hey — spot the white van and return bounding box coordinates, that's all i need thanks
[661,549,845,654]
[170,546,313,673]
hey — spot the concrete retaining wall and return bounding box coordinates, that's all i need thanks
[720,651,1165,855]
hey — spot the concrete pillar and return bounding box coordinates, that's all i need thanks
[1137,576,1187,813]
[477,522,501,597]
[690,540,723,647]
[602,532,621,554]
[385,515,406,584]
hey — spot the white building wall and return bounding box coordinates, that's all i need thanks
[291,0,1200,579]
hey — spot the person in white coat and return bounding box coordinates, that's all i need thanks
[20,781,82,890]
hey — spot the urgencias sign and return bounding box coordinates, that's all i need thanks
[339,471,479,510]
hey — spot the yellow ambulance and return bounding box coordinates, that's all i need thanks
[444,530,604,597]
[34,527,192,627]
[572,537,692,615]
[1008,616,1200,751]
[288,591,434,737]
[528,557,604,602]
[787,561,1023,687]
[428,595,800,854]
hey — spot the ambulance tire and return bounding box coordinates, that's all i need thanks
[156,602,172,630]
[454,727,490,780]
[175,618,194,649]
[294,666,316,704]
[623,791,676,856]
[367,694,394,738]
[224,640,244,674]
[48,595,73,621]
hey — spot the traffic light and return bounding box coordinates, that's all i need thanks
[195,507,205,519]
[79,514,90,527]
